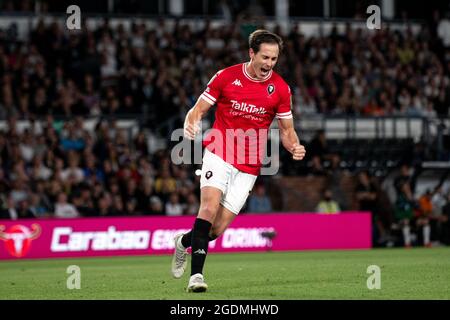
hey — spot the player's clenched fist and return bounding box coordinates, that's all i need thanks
[183,118,201,140]
[291,143,306,160]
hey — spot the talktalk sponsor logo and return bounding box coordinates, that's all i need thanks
[230,100,266,115]
[222,227,274,248]
[0,224,41,258]
[50,226,150,252]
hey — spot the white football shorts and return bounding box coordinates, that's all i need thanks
[199,149,258,215]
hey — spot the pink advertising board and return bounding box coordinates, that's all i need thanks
[0,212,371,260]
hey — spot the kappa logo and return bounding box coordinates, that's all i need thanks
[0,224,41,258]
[267,84,275,95]
[232,79,243,87]
[205,171,213,179]
[194,249,206,255]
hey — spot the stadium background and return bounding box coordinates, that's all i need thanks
[0,0,450,300]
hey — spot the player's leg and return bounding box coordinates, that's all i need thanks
[172,149,229,280]
[190,186,221,267]
[172,186,222,280]
[220,167,258,218]
[401,219,412,247]
[173,163,227,281]
[178,204,237,250]
[187,170,255,292]
[210,204,237,238]
[187,150,231,292]
[186,186,223,292]
[177,168,255,249]
[194,169,258,242]
[420,218,431,247]
[180,206,235,291]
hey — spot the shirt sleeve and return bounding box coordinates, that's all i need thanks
[276,85,293,119]
[200,69,225,105]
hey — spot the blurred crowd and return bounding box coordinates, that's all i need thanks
[0,115,203,219]
[0,16,449,124]
[0,113,274,219]
[287,22,450,118]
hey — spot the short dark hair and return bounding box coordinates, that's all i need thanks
[248,29,283,54]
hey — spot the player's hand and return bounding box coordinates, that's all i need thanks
[184,119,201,140]
[291,143,306,160]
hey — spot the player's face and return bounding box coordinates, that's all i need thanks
[249,43,279,79]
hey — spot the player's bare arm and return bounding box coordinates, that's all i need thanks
[278,117,306,161]
[183,98,212,140]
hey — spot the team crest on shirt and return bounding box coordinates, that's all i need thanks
[267,84,275,95]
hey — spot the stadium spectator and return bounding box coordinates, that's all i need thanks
[9,179,30,205]
[97,192,114,216]
[124,198,138,215]
[155,167,177,201]
[394,181,415,247]
[15,199,36,219]
[29,192,49,218]
[394,164,416,195]
[355,171,387,245]
[308,130,329,175]
[247,184,273,213]
[316,189,340,214]
[184,193,200,216]
[60,152,84,183]
[72,191,96,217]
[110,194,125,216]
[165,192,183,216]
[54,192,79,218]
[417,190,433,247]
[355,171,378,212]
[437,14,450,47]
[431,185,449,244]
[33,180,53,214]
[149,196,164,215]
[30,155,53,181]
[0,196,18,220]
[136,179,155,214]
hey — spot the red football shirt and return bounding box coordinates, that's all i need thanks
[200,63,293,175]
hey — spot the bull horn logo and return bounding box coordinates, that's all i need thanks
[0,224,42,258]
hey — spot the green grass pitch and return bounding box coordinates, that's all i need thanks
[1,248,449,300]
